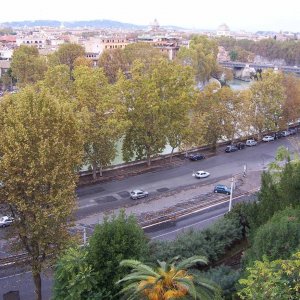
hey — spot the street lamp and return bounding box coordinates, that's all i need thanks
[228,177,235,211]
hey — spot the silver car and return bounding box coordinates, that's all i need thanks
[0,216,14,228]
[130,189,149,200]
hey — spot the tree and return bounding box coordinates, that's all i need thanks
[156,61,195,160]
[49,43,85,77]
[0,85,83,300]
[98,48,127,83]
[73,65,128,179]
[53,247,100,300]
[246,207,300,262]
[123,42,167,68]
[87,211,149,297]
[117,256,218,300]
[117,59,174,166]
[249,70,285,137]
[177,35,219,83]
[238,252,300,300]
[43,65,74,100]
[11,45,47,87]
[190,84,244,151]
[282,74,300,126]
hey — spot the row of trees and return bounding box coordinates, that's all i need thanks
[7,42,300,176]
[218,36,300,66]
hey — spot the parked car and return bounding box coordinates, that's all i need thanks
[225,145,238,153]
[193,170,210,179]
[262,135,275,142]
[0,216,14,228]
[281,130,291,137]
[236,142,246,150]
[288,128,297,135]
[189,153,205,161]
[246,139,257,146]
[130,189,149,200]
[213,184,231,195]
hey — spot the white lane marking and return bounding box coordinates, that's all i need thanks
[151,213,225,239]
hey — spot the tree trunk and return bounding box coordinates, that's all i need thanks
[99,165,103,177]
[147,153,151,167]
[92,162,97,180]
[33,272,42,300]
[169,148,174,162]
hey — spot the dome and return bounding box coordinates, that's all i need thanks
[218,23,230,32]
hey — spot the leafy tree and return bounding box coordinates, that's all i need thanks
[191,84,246,150]
[87,211,149,297]
[123,42,167,67]
[282,74,300,125]
[73,65,128,179]
[118,59,179,166]
[0,85,83,300]
[246,207,300,262]
[249,69,285,137]
[98,48,127,83]
[229,50,238,61]
[118,256,219,300]
[11,45,47,87]
[238,251,300,300]
[49,43,85,77]
[177,35,219,83]
[53,247,100,300]
[43,65,74,100]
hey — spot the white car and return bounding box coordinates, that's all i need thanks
[262,135,275,142]
[246,139,257,146]
[130,189,149,200]
[0,216,14,228]
[193,171,210,179]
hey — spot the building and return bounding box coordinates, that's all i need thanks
[216,23,231,37]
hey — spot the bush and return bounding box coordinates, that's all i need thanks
[87,211,149,297]
[204,265,241,299]
[150,215,243,263]
[245,207,300,263]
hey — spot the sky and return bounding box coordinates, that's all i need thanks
[1,0,300,32]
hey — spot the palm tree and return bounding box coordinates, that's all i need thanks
[117,256,218,300]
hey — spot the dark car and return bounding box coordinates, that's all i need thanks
[189,153,205,161]
[213,184,231,195]
[236,142,246,150]
[225,145,238,153]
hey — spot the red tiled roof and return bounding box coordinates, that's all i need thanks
[0,35,16,43]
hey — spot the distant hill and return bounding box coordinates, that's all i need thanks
[0,19,146,29]
[0,19,188,31]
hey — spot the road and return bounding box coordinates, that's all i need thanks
[0,136,297,299]
[75,137,294,220]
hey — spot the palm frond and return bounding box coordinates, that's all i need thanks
[176,256,208,270]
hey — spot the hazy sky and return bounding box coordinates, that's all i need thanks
[1,0,300,32]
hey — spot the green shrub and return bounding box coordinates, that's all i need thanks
[150,215,243,263]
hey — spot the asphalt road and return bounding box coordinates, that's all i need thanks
[76,137,295,220]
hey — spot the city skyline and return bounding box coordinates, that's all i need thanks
[1,0,300,32]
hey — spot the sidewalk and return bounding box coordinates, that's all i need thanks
[76,170,262,229]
